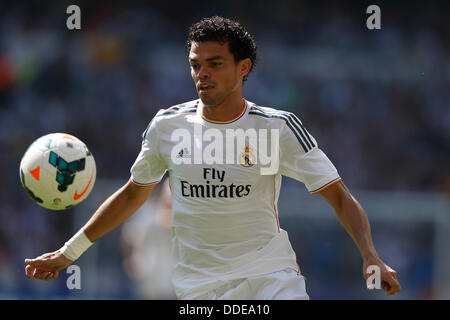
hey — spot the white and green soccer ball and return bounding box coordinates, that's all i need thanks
[19,133,96,210]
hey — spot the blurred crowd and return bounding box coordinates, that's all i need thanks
[0,1,448,299]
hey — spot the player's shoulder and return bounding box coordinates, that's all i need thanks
[154,99,199,120]
[247,101,302,124]
[248,101,317,151]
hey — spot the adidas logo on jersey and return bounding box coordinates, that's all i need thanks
[177,147,191,158]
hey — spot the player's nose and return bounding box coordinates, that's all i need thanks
[198,66,210,79]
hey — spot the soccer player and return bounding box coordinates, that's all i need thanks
[24,16,401,299]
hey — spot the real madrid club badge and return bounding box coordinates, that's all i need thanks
[239,146,255,167]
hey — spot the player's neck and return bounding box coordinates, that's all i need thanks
[200,92,245,122]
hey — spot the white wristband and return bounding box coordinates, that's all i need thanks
[60,229,93,261]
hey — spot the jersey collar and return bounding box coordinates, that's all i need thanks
[200,99,247,124]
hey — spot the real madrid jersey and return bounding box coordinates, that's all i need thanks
[130,99,341,299]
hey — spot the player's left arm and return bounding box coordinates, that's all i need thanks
[319,180,402,295]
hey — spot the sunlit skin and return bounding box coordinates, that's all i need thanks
[189,41,251,121]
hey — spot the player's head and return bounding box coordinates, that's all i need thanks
[187,16,257,106]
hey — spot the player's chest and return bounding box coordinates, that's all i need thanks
[158,123,279,185]
[162,147,264,186]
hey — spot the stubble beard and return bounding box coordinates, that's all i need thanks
[199,94,224,107]
[198,79,240,107]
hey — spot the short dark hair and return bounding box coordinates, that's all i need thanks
[187,16,257,83]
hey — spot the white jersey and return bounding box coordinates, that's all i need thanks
[130,99,341,299]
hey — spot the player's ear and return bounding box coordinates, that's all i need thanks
[239,58,252,79]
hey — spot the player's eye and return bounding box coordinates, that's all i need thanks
[211,62,222,67]
[190,64,200,70]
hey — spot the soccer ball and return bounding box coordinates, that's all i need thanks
[19,133,96,210]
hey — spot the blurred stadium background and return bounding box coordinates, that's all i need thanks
[0,0,449,299]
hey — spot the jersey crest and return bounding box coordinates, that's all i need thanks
[239,145,256,167]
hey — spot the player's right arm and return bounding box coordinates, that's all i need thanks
[25,111,166,281]
[24,179,156,281]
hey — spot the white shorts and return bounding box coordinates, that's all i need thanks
[192,268,309,300]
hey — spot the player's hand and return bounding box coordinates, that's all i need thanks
[363,256,402,296]
[24,250,73,281]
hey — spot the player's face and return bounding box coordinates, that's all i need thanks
[189,41,248,107]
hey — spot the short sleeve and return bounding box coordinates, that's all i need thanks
[278,114,341,194]
[130,114,167,186]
